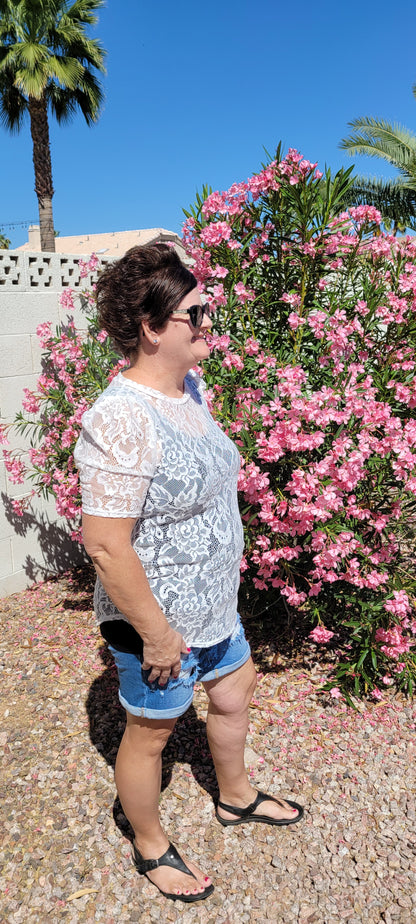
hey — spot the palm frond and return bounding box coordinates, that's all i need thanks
[65,0,103,27]
[340,116,416,175]
[55,35,106,71]
[345,174,416,230]
[14,41,50,69]
[0,68,28,131]
[47,64,103,122]
[47,53,84,87]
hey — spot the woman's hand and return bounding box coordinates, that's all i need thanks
[142,625,190,686]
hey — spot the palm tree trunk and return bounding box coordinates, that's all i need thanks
[28,94,55,252]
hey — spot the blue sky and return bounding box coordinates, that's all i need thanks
[2,0,416,249]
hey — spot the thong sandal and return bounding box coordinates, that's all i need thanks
[215,789,304,827]
[132,841,214,903]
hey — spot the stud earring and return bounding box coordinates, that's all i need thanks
[153,338,158,344]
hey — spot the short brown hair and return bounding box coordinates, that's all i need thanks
[95,243,197,360]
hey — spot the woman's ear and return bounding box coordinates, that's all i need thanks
[141,320,159,345]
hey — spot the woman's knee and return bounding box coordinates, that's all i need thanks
[123,714,176,757]
[205,657,257,715]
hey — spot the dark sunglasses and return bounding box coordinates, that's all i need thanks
[170,304,209,329]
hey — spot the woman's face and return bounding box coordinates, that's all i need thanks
[158,287,212,369]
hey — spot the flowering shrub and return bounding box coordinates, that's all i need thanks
[0,256,126,541]
[2,150,416,699]
[183,146,416,699]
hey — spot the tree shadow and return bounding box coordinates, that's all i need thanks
[85,644,218,843]
[1,493,87,582]
[57,562,95,609]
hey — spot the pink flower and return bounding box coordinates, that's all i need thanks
[213,264,229,279]
[288,312,305,330]
[2,451,25,484]
[59,289,75,311]
[0,426,9,446]
[201,190,228,216]
[309,626,335,643]
[349,205,382,226]
[36,321,52,347]
[244,337,260,355]
[375,626,413,659]
[330,687,343,699]
[281,292,301,307]
[308,582,322,597]
[222,353,244,372]
[208,333,230,352]
[372,688,383,701]
[212,283,228,307]
[384,590,412,619]
[234,282,255,302]
[107,358,129,382]
[22,389,41,414]
[200,221,232,246]
[280,586,307,606]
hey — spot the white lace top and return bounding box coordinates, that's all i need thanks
[74,370,244,646]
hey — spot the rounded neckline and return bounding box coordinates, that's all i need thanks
[117,372,190,403]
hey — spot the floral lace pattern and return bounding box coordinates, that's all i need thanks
[74,371,244,646]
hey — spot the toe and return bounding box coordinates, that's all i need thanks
[259,797,299,820]
[152,857,212,898]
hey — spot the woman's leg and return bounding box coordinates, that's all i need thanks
[115,712,212,896]
[203,657,300,822]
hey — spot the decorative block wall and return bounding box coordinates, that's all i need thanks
[0,250,112,597]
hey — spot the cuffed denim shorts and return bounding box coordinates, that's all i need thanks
[109,613,251,720]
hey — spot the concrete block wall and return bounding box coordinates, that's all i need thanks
[0,249,111,597]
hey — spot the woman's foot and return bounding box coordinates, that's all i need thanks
[216,788,303,827]
[133,838,213,901]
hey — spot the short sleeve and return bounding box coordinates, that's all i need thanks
[74,393,159,518]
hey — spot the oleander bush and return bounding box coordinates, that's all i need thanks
[2,148,416,700]
[183,146,416,699]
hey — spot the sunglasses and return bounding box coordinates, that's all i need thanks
[170,304,209,329]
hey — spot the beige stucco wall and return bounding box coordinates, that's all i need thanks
[0,249,112,596]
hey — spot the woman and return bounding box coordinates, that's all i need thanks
[74,244,303,904]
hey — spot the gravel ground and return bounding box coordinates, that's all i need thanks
[1,569,415,924]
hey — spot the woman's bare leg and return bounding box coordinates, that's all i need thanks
[203,657,300,822]
[115,713,212,896]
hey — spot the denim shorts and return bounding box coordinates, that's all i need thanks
[109,614,251,720]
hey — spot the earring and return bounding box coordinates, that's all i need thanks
[153,338,158,344]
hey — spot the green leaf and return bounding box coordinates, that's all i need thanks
[356,649,369,669]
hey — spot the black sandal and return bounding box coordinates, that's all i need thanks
[132,841,214,903]
[215,789,304,827]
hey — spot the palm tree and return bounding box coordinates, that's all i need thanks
[0,230,11,247]
[340,106,416,233]
[0,0,106,251]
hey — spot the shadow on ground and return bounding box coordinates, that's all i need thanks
[85,643,219,842]
[79,565,328,842]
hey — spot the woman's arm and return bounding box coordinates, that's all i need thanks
[82,512,188,685]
